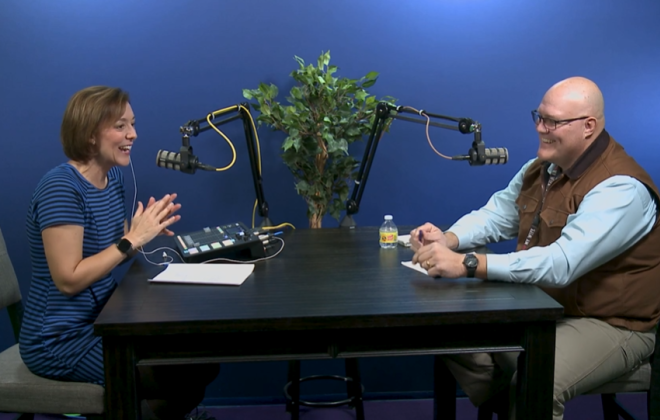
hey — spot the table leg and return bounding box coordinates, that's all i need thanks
[103,337,140,419]
[345,358,365,420]
[433,355,457,420]
[516,321,556,420]
[287,360,301,420]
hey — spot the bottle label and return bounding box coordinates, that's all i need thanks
[380,231,398,243]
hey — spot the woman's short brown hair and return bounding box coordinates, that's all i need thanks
[60,86,131,162]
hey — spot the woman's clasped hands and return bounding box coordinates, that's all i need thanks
[126,193,182,248]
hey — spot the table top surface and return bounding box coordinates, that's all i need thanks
[94,227,563,336]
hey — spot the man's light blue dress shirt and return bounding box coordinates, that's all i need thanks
[447,158,657,287]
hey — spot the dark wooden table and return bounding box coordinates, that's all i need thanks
[95,227,563,419]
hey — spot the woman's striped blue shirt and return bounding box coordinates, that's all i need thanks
[20,163,126,384]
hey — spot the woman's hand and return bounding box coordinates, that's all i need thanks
[126,193,181,248]
[144,193,181,236]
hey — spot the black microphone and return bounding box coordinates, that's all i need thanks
[452,147,509,166]
[156,147,216,174]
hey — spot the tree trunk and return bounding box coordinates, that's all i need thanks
[309,213,322,228]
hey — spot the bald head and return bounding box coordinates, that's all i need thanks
[546,76,605,122]
[535,77,607,170]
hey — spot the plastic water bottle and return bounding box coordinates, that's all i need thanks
[379,215,398,249]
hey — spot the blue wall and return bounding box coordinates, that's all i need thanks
[1,0,659,403]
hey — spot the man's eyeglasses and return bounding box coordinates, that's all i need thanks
[531,110,590,130]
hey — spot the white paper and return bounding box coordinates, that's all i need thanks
[397,234,411,247]
[149,263,255,286]
[401,260,428,275]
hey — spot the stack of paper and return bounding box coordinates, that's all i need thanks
[149,263,255,286]
[401,261,428,275]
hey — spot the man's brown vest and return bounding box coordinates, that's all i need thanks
[515,130,660,331]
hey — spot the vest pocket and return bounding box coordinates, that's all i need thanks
[539,207,569,229]
[516,193,540,221]
[538,207,569,245]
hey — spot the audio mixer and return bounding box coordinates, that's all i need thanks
[174,222,265,263]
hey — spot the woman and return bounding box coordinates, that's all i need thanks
[20,86,219,420]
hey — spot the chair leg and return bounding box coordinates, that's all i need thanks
[284,358,364,419]
[650,388,660,420]
[433,355,456,420]
[477,406,493,420]
[602,393,639,420]
[477,387,508,420]
[602,394,620,420]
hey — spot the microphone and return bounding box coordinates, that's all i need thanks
[453,147,508,166]
[156,147,216,174]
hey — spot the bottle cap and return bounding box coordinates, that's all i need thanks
[384,215,393,220]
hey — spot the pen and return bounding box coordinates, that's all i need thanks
[418,229,423,243]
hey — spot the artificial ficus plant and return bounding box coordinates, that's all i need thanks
[243,51,395,228]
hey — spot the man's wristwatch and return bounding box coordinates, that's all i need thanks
[463,253,478,278]
[115,238,133,255]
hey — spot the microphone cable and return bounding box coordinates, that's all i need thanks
[157,104,299,238]
[205,105,239,171]
[399,106,454,161]
[238,104,297,231]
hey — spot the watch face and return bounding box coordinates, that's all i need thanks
[117,238,132,254]
[465,255,478,268]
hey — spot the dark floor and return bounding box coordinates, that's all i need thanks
[0,393,648,420]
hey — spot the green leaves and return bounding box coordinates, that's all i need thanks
[243,50,396,225]
[354,90,367,103]
[290,86,302,100]
[361,79,377,88]
[258,82,270,97]
[317,51,331,69]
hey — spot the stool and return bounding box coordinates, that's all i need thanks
[284,358,365,420]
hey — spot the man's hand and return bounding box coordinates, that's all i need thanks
[410,223,451,251]
[412,242,467,278]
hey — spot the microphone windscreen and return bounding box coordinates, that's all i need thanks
[156,150,181,171]
[483,147,508,165]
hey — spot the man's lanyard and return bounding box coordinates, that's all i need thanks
[522,166,560,250]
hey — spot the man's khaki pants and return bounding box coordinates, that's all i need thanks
[443,317,655,420]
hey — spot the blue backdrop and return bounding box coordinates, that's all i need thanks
[1,0,659,403]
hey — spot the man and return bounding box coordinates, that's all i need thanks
[410,76,660,419]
